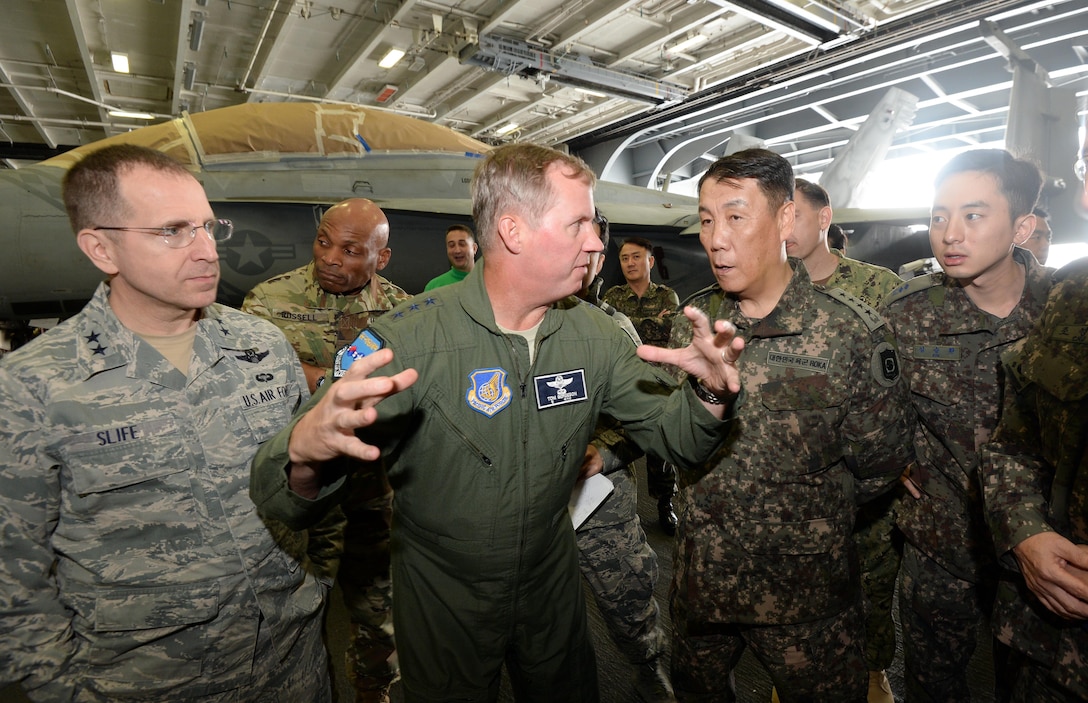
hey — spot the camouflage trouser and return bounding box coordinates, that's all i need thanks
[645,454,676,500]
[671,599,867,703]
[576,512,666,665]
[1003,648,1087,703]
[854,490,903,670]
[340,469,397,700]
[899,543,995,703]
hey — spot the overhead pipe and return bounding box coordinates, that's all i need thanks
[238,86,438,119]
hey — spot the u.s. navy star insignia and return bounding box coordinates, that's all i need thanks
[466,368,512,417]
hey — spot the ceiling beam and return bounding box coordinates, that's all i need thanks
[0,62,55,148]
[62,0,109,133]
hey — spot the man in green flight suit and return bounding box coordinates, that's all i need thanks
[250,142,748,703]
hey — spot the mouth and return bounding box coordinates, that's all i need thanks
[942,252,967,266]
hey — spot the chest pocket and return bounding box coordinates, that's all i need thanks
[759,373,848,476]
[906,355,963,407]
[57,418,193,497]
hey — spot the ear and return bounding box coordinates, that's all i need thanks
[76,229,121,276]
[778,200,796,244]
[593,252,606,277]
[471,241,479,256]
[818,206,833,234]
[376,247,392,271]
[496,214,523,254]
[647,253,656,269]
[1012,213,1036,246]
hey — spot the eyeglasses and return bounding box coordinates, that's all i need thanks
[94,219,233,249]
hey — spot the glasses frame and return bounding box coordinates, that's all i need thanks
[93,218,233,248]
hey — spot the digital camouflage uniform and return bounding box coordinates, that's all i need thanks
[667,261,914,702]
[242,261,411,701]
[818,250,904,672]
[0,283,329,702]
[560,288,670,672]
[881,247,1053,702]
[603,281,681,502]
[981,261,1088,702]
[251,268,733,703]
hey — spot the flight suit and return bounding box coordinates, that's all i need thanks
[251,267,732,703]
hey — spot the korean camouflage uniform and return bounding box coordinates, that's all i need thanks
[251,267,732,703]
[242,261,411,698]
[667,261,913,702]
[818,250,905,672]
[603,280,681,501]
[0,283,327,702]
[559,288,669,669]
[981,260,1088,702]
[881,247,1053,702]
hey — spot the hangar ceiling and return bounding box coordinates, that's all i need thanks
[1,0,1086,186]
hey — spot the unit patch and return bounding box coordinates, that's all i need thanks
[534,369,588,409]
[334,329,385,377]
[873,341,901,387]
[767,351,829,373]
[466,368,513,417]
[912,344,961,360]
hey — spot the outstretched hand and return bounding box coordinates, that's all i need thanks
[637,305,744,396]
[287,348,417,497]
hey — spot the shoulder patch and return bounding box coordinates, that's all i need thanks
[333,329,385,377]
[820,287,886,332]
[871,340,901,387]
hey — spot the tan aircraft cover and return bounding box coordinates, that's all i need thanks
[43,102,490,170]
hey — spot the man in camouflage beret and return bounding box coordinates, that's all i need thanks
[242,197,410,703]
[981,260,1088,702]
[789,177,904,703]
[666,148,914,701]
[882,149,1054,701]
[0,144,328,701]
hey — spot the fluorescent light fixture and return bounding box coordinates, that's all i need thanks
[111,52,130,73]
[378,48,406,69]
[108,109,155,120]
[495,122,519,136]
[574,86,608,98]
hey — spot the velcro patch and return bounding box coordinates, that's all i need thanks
[333,329,385,377]
[767,351,829,373]
[466,368,512,417]
[1053,324,1088,344]
[873,341,901,387]
[534,370,588,409]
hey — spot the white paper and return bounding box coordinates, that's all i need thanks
[568,473,615,529]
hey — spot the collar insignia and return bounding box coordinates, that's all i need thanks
[466,368,512,417]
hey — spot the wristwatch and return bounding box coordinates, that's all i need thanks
[688,374,730,405]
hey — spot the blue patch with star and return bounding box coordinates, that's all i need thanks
[334,329,385,377]
[534,369,588,409]
[466,368,512,417]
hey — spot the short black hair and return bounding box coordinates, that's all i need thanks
[827,223,847,251]
[794,177,831,209]
[446,224,475,239]
[934,149,1043,221]
[699,148,795,213]
[592,208,610,248]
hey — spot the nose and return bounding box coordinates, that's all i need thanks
[191,225,219,262]
[941,218,964,243]
[707,220,730,251]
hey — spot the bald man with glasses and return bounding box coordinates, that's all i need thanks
[0,144,333,702]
